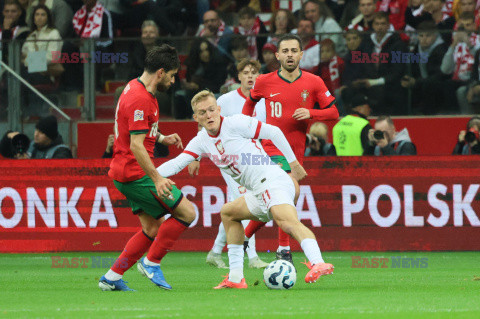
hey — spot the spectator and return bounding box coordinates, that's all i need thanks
[0,130,30,159]
[27,115,73,159]
[401,21,448,114]
[318,38,345,94]
[22,5,63,82]
[452,0,477,21]
[26,0,74,38]
[376,0,409,30]
[129,20,163,79]
[176,39,228,118]
[267,8,297,46]
[260,42,280,73]
[1,0,30,63]
[441,12,478,112]
[372,115,417,155]
[302,0,347,57]
[458,47,480,113]
[353,11,408,115]
[305,122,336,156]
[21,5,63,117]
[297,18,321,73]
[424,0,456,44]
[234,6,267,61]
[405,0,432,31]
[347,0,377,31]
[452,115,480,154]
[220,36,249,93]
[332,93,375,155]
[196,10,234,59]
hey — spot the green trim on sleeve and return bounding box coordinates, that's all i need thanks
[130,130,149,135]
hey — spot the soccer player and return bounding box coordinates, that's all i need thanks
[203,58,268,269]
[99,45,196,291]
[157,90,334,288]
[241,34,339,263]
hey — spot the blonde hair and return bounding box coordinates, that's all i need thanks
[191,90,216,112]
[309,122,328,139]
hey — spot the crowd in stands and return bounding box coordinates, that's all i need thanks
[2,0,480,157]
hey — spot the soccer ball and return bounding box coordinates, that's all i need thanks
[263,260,296,290]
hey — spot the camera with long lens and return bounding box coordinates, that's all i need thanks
[465,127,480,143]
[373,130,384,140]
[11,134,31,156]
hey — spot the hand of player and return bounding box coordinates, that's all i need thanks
[106,134,115,152]
[289,160,307,181]
[155,177,176,200]
[292,108,311,120]
[162,133,183,149]
[188,161,200,177]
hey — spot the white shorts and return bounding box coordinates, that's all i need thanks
[244,175,296,222]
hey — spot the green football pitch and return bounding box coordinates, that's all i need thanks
[0,252,478,318]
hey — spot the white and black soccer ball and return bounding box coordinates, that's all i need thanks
[263,260,296,290]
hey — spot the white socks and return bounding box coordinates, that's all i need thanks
[300,238,324,265]
[277,245,290,252]
[227,244,244,283]
[212,221,258,259]
[144,256,159,267]
[211,222,226,254]
[105,269,122,281]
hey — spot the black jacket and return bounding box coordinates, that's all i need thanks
[29,135,73,159]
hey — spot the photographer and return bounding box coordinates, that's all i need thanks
[0,131,31,159]
[306,122,336,156]
[27,115,72,159]
[452,116,480,154]
[370,116,417,155]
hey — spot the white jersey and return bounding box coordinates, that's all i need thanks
[218,88,266,123]
[217,88,266,201]
[157,114,296,194]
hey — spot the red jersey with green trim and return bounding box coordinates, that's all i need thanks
[109,78,159,182]
[243,70,337,164]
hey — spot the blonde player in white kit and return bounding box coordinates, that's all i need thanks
[205,59,268,269]
[157,91,334,289]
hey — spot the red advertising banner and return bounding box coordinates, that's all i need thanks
[1,157,479,253]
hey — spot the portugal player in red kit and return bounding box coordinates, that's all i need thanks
[242,34,339,264]
[99,45,196,291]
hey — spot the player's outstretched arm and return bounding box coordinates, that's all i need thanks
[131,133,175,198]
[242,96,257,116]
[159,133,184,149]
[157,153,197,178]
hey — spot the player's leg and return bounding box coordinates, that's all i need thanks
[270,203,334,283]
[140,196,196,289]
[213,196,259,289]
[206,222,228,268]
[241,219,268,268]
[102,213,160,285]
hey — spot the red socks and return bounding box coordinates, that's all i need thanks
[146,217,189,263]
[111,230,153,275]
[278,227,290,247]
[244,220,266,238]
[244,220,291,247]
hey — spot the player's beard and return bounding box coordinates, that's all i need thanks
[281,59,299,72]
[156,81,171,92]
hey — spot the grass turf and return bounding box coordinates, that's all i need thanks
[0,252,478,318]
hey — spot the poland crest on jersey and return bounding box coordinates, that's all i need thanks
[301,89,309,102]
[215,140,225,155]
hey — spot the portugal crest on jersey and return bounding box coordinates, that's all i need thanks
[215,140,225,155]
[301,90,309,102]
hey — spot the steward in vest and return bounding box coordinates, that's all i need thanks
[332,94,375,156]
[28,115,72,159]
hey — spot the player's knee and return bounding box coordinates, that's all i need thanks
[180,201,196,224]
[220,203,235,221]
[142,224,159,238]
[277,220,298,236]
